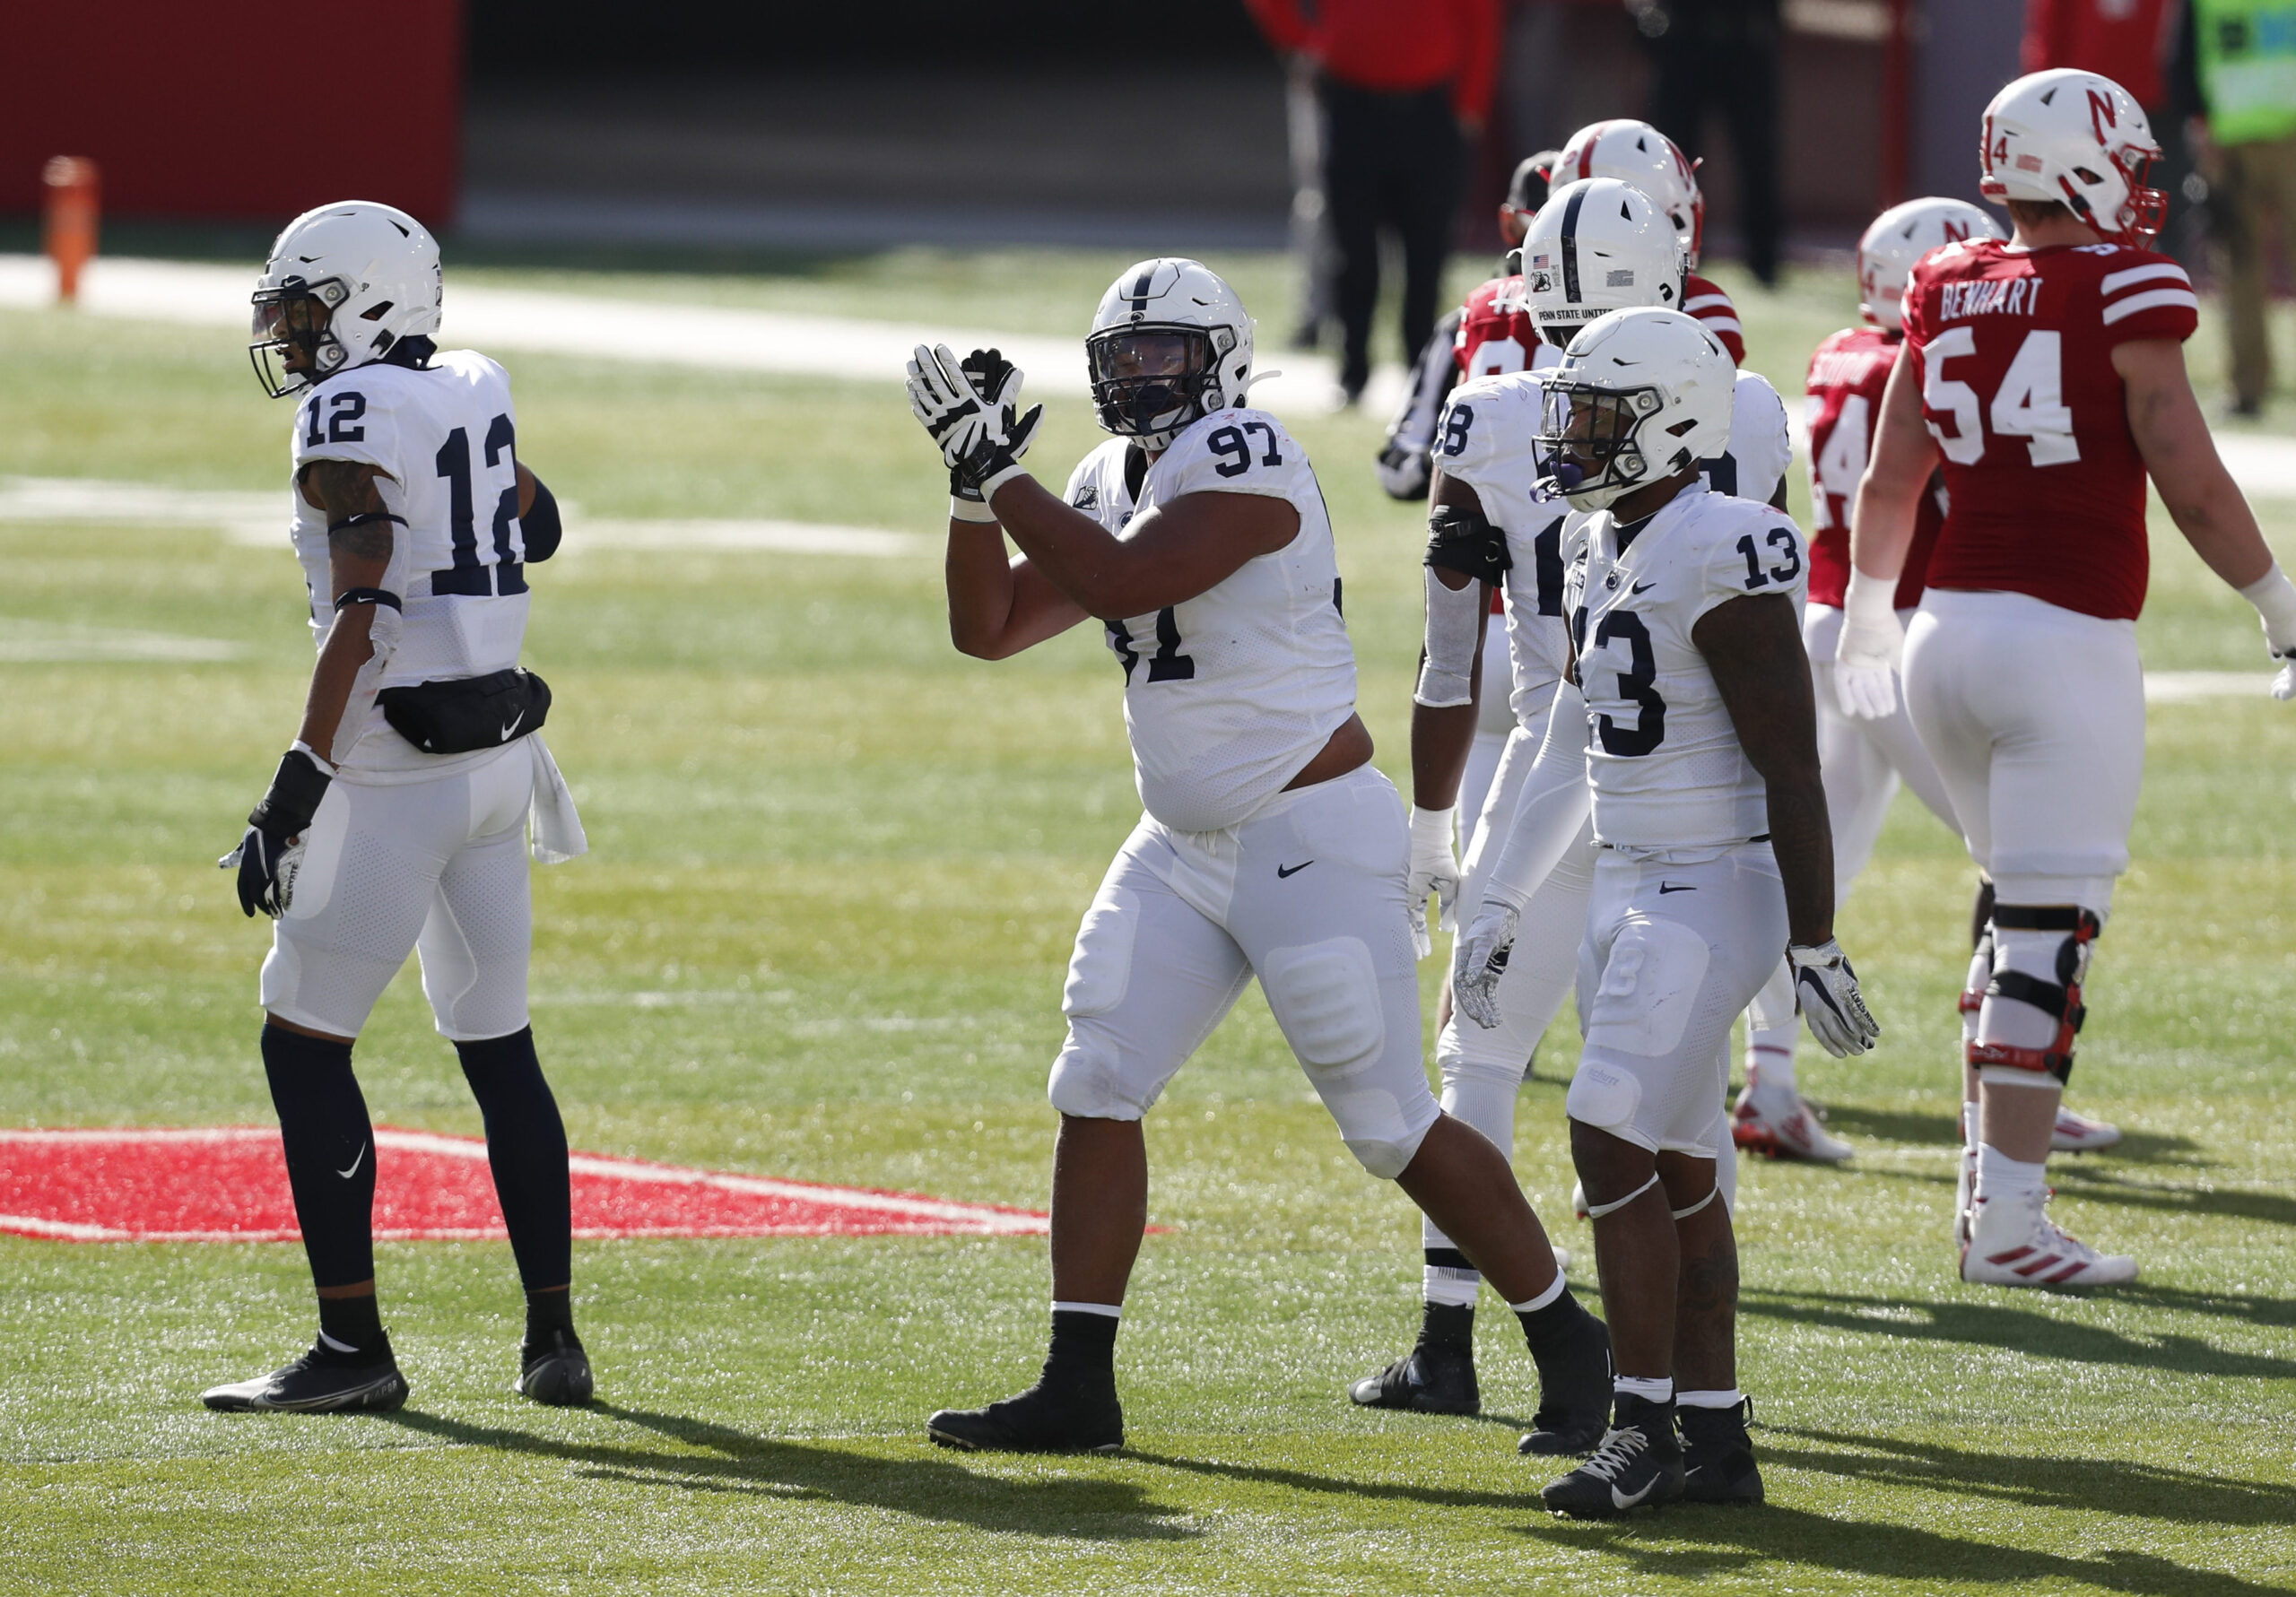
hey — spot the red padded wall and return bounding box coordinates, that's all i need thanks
[0,1,463,228]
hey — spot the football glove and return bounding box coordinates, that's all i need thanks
[1833,571,1904,722]
[1405,804,1461,959]
[1452,897,1520,1031]
[2236,562,2296,700]
[1789,939,1881,1057]
[907,343,1042,501]
[221,744,332,918]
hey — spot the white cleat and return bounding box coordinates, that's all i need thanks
[1961,1189,2137,1287]
[1731,1080,1853,1164]
[2051,1107,2122,1152]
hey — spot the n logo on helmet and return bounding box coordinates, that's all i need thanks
[2087,90,2118,143]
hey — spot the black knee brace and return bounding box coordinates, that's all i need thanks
[1966,906,2100,1086]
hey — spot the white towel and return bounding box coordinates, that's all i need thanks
[527,733,588,864]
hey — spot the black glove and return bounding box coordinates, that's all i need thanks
[223,747,333,918]
[949,347,1043,502]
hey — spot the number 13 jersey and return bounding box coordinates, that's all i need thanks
[1903,239,2197,621]
[1567,482,1808,851]
[1062,407,1357,834]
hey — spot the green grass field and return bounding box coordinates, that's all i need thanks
[3,247,2295,1595]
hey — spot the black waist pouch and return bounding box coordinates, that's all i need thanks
[378,668,552,754]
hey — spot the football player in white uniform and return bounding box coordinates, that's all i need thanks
[1453,308,1878,1515]
[903,259,1610,1456]
[200,203,591,1414]
[1355,181,1791,1424]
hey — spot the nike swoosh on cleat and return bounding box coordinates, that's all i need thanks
[336,1142,368,1180]
[1611,1479,1657,1510]
[500,710,525,741]
[1276,861,1315,879]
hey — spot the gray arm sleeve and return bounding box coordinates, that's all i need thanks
[1414,568,1486,708]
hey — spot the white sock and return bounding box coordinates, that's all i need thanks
[1424,1264,1481,1307]
[1615,1375,1674,1403]
[1961,1101,1980,1152]
[1050,1300,1122,1319]
[1507,1273,1568,1315]
[1973,1143,2046,1203]
[1677,1387,1744,1409]
[1745,1033,1798,1092]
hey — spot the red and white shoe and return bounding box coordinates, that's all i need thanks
[2051,1107,2122,1152]
[1961,1189,2136,1287]
[1731,1080,1853,1163]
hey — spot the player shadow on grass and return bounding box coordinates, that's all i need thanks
[1755,1425,2296,1527]
[378,1404,1196,1542]
[1810,1102,2206,1167]
[1517,1504,2287,1596]
[1735,1288,2296,1379]
[2047,1162,2296,1228]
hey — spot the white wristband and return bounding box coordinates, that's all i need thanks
[979,461,1030,501]
[1409,803,1457,842]
[2239,561,2296,655]
[949,495,999,524]
[1839,568,1897,632]
[288,739,337,776]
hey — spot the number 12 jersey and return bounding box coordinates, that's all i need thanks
[1903,239,2197,621]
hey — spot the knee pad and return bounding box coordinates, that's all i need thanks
[1343,1123,1427,1181]
[1565,1055,1644,1132]
[1046,1025,1152,1121]
[1583,917,1711,1059]
[1260,938,1386,1074]
[1062,889,1138,1020]
[1966,905,2100,1085]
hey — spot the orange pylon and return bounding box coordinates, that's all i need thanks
[43,156,100,305]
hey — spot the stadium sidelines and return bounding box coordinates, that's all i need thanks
[0,470,2278,700]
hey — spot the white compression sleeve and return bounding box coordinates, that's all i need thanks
[1415,569,1485,708]
[1480,678,1594,909]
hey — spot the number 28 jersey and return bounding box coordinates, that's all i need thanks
[1567,482,1808,851]
[1062,409,1357,834]
[1903,239,2197,621]
[289,350,535,770]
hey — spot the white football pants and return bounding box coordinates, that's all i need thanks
[261,738,536,1042]
[1901,588,2144,910]
[1049,765,1441,1179]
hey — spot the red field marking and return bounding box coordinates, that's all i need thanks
[0,1127,1048,1242]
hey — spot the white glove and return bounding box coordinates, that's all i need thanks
[1790,939,1881,1057]
[1452,896,1521,1031]
[906,344,1042,502]
[1405,805,1461,959]
[2236,562,2296,701]
[908,343,993,470]
[1834,570,1904,721]
[2274,660,2296,702]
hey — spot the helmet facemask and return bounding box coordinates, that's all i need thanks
[249,278,353,399]
[1535,380,1672,510]
[1085,324,1236,447]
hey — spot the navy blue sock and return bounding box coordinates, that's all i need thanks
[455,1027,572,1296]
[260,1023,377,1291]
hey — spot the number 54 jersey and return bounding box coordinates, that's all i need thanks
[1567,481,1808,852]
[1062,408,1357,834]
[1904,238,2197,621]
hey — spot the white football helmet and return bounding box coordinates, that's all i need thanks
[1085,258,1255,449]
[250,201,443,398]
[1537,308,1734,512]
[1515,178,1686,346]
[1979,69,2166,247]
[1858,197,2005,332]
[1557,119,1705,268]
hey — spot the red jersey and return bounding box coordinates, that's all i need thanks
[1454,275,1539,378]
[1803,325,1943,610]
[1903,239,2196,621]
[1683,273,1745,366]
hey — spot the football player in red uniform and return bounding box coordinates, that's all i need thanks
[1841,70,2296,1287]
[1553,119,1744,365]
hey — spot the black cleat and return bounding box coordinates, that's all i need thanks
[1540,1393,1686,1518]
[1518,1303,1613,1456]
[201,1339,408,1413]
[1680,1397,1763,1504]
[516,1326,595,1406]
[927,1380,1124,1454]
[1348,1336,1480,1416]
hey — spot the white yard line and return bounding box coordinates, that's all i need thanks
[0,254,1392,415]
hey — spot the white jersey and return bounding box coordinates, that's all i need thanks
[1434,364,1792,729]
[1062,408,1357,833]
[1565,481,1808,850]
[288,350,533,774]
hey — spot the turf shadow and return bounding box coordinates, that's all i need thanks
[377,1404,1196,1542]
[1124,1448,1535,1512]
[2048,1164,2296,1228]
[1518,1504,2287,1596]
[1756,1424,2296,1527]
[1736,1287,2296,1380]
[1790,1106,2204,1168]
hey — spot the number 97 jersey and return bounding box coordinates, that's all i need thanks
[1567,482,1808,851]
[1904,238,2197,621]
